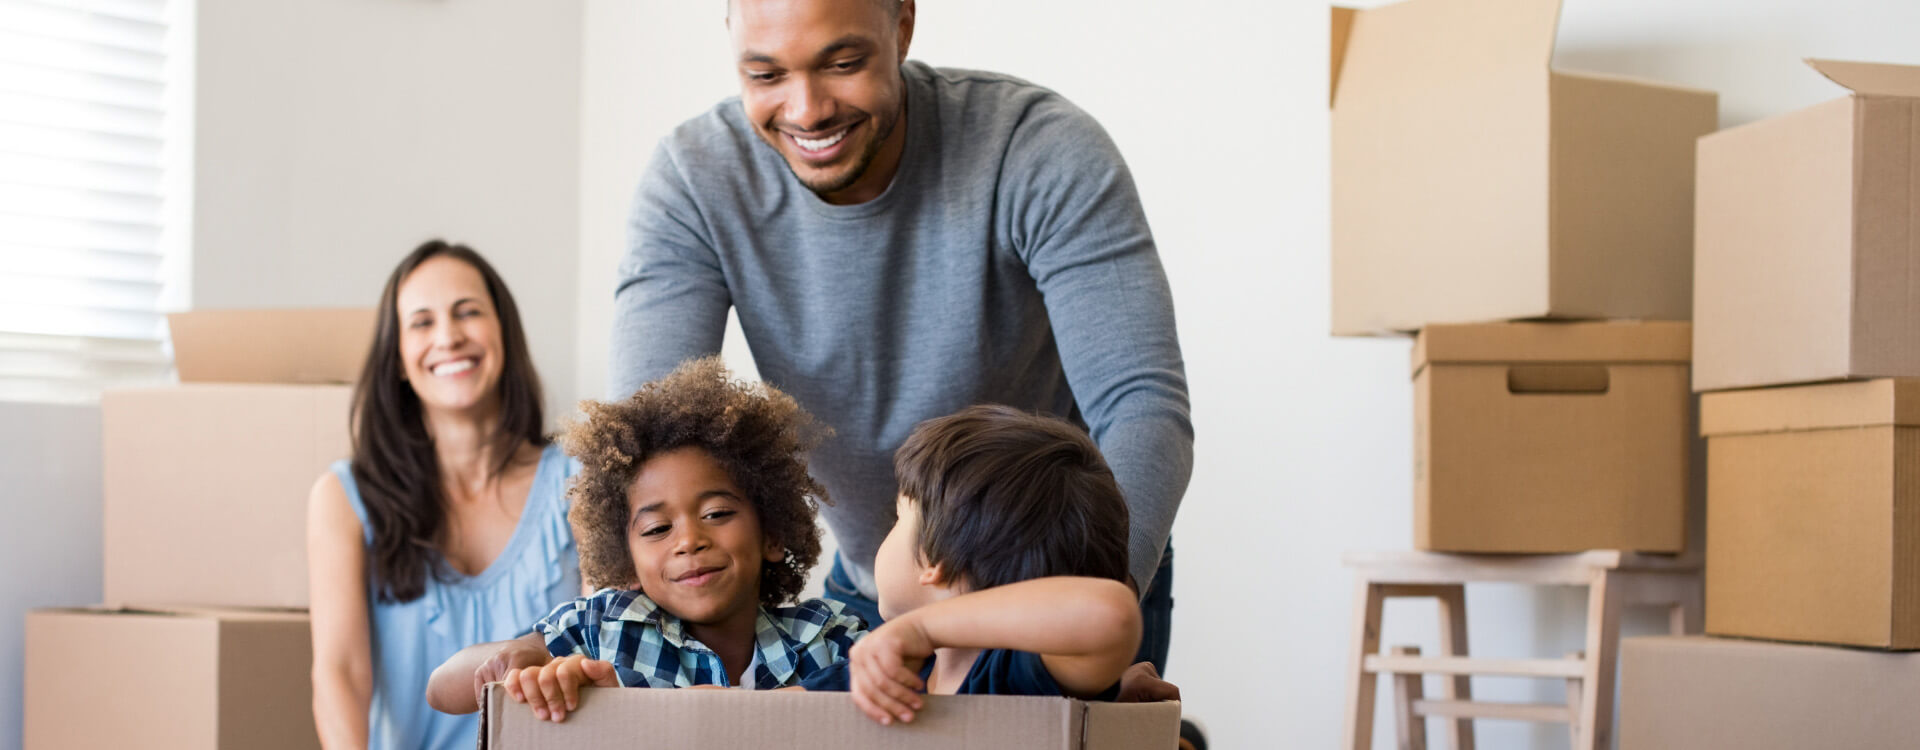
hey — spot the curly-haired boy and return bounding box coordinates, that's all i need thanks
[425,356,865,720]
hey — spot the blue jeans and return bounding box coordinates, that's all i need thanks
[823,540,1176,674]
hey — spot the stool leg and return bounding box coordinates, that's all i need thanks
[1390,646,1427,750]
[1343,579,1386,750]
[1434,585,1474,750]
[1564,651,1585,749]
[1580,571,1623,750]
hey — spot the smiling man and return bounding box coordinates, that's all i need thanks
[609,0,1192,678]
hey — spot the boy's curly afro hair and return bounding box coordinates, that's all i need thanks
[562,356,831,607]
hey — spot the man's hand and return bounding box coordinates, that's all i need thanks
[470,639,553,714]
[501,654,619,723]
[847,619,933,725]
[1115,661,1181,703]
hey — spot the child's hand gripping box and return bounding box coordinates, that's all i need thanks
[479,684,1182,749]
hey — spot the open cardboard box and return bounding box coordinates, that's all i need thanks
[102,308,372,609]
[1329,0,1716,336]
[1700,378,1920,649]
[24,607,318,750]
[479,684,1181,750]
[1694,59,1920,392]
[1412,321,1692,552]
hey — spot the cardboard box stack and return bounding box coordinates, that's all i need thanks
[1618,59,1920,747]
[1332,0,1716,554]
[24,309,371,750]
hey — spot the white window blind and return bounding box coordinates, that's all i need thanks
[0,0,178,403]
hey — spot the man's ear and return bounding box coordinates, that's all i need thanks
[895,0,916,62]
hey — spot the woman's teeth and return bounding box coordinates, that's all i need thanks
[432,359,475,376]
[794,130,847,151]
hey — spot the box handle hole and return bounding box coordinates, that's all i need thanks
[1506,365,1610,394]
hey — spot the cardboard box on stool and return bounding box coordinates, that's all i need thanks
[1701,379,1920,649]
[1620,635,1920,749]
[23,608,319,750]
[1412,322,1692,553]
[102,308,370,609]
[479,685,1181,750]
[1693,59,1920,392]
[1329,0,1716,335]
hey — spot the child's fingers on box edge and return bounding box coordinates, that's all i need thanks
[502,669,526,703]
[515,669,549,719]
[854,673,915,723]
[537,661,569,719]
[555,659,582,711]
[850,688,897,725]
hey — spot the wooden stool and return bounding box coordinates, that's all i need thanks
[1340,550,1702,750]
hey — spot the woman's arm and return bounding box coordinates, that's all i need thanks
[425,632,551,715]
[307,473,373,750]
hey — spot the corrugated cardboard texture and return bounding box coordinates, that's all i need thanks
[1331,0,1713,336]
[103,384,350,609]
[1412,321,1691,374]
[1548,72,1717,320]
[169,308,374,384]
[1700,378,1920,436]
[1620,635,1920,749]
[480,685,1181,750]
[24,608,317,750]
[1705,425,1918,648]
[1695,60,1920,392]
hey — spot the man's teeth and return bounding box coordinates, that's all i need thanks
[432,359,475,376]
[794,130,847,151]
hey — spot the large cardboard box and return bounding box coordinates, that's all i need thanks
[1413,322,1691,552]
[103,309,371,609]
[1329,0,1718,336]
[1694,60,1920,392]
[1620,635,1920,749]
[479,684,1180,750]
[1700,379,1920,649]
[24,608,319,750]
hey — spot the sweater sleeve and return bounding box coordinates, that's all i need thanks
[608,140,730,400]
[1000,95,1194,592]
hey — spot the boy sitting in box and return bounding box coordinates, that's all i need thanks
[797,404,1145,725]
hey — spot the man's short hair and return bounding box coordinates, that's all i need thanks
[893,404,1131,590]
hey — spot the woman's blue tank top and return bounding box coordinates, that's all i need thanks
[331,443,580,750]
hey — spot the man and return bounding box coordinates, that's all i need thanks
[611,0,1192,674]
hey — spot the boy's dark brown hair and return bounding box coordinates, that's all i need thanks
[893,404,1130,591]
[562,356,830,607]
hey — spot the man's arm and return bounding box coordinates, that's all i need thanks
[608,141,731,399]
[1002,98,1194,592]
[846,577,1142,723]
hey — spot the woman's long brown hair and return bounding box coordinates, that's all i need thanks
[350,240,547,602]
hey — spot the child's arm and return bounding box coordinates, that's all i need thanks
[424,633,549,715]
[848,577,1142,724]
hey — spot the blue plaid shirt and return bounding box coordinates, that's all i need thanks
[535,588,865,689]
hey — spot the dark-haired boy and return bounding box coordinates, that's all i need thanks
[797,404,1148,725]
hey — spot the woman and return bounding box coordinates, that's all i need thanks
[307,240,579,749]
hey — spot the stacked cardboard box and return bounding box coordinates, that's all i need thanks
[24,308,371,750]
[1332,0,1716,553]
[1618,59,1920,747]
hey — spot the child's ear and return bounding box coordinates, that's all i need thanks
[919,562,948,587]
[762,536,785,563]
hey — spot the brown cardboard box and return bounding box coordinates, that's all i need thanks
[1620,635,1920,749]
[1413,322,1691,552]
[1329,0,1717,336]
[1700,379,1920,648]
[478,684,1181,750]
[1693,60,1920,392]
[23,608,319,750]
[102,309,369,609]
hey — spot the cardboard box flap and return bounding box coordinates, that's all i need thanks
[1330,6,1357,107]
[1411,321,1692,374]
[1700,378,1920,436]
[169,308,374,384]
[1332,0,1561,111]
[1806,58,1920,98]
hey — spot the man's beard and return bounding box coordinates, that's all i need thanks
[787,103,900,197]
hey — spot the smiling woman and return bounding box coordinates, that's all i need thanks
[305,240,583,750]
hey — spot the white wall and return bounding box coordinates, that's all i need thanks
[193,0,586,421]
[573,2,1920,749]
[0,402,102,750]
